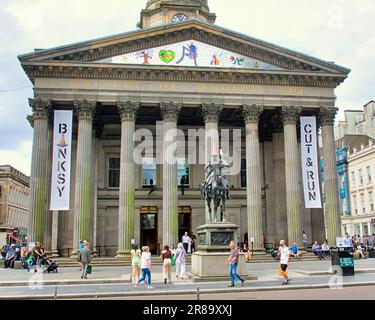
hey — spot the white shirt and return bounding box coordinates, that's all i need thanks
[140,252,151,269]
[182,235,191,244]
[279,246,290,265]
[322,243,329,251]
[343,237,352,247]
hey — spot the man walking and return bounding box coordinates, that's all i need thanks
[78,242,91,279]
[278,240,291,285]
[182,232,191,254]
[226,241,245,287]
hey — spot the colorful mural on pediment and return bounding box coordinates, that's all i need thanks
[96,40,284,70]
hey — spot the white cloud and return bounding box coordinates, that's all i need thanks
[0,140,32,175]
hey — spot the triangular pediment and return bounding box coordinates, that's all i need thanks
[95,39,285,71]
[19,20,350,84]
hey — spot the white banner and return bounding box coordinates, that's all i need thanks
[300,117,322,208]
[50,110,73,211]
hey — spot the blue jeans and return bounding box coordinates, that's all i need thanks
[27,258,37,271]
[229,263,243,285]
[137,268,151,286]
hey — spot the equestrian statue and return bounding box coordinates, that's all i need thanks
[200,151,231,223]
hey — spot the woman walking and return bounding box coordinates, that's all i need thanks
[175,243,186,280]
[160,245,172,284]
[130,244,141,287]
[278,240,291,285]
[226,241,245,287]
[136,246,153,289]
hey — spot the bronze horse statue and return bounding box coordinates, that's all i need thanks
[200,154,230,223]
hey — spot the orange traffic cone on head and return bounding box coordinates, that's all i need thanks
[58,133,67,147]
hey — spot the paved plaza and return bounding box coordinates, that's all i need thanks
[0,259,374,299]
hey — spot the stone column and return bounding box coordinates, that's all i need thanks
[72,100,96,253]
[160,101,182,247]
[50,211,59,257]
[272,112,288,242]
[242,105,264,251]
[201,103,223,223]
[116,101,139,258]
[320,107,341,247]
[44,119,53,253]
[28,98,51,244]
[282,106,303,246]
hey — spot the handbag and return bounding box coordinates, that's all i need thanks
[86,265,92,275]
[171,255,176,267]
[278,265,283,276]
[246,251,253,262]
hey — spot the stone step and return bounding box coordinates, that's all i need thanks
[52,256,192,267]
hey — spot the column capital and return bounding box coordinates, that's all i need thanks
[28,98,52,120]
[242,104,264,124]
[282,106,302,125]
[319,107,338,126]
[160,101,182,122]
[201,103,224,123]
[73,99,96,121]
[117,100,140,121]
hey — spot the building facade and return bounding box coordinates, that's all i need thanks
[335,101,375,141]
[19,0,350,256]
[342,141,375,236]
[0,165,30,233]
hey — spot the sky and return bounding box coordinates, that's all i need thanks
[0,0,374,175]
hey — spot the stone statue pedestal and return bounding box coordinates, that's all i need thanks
[190,223,256,282]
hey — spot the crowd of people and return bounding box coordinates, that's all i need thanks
[127,232,198,289]
[0,242,57,272]
[341,233,375,259]
[2,231,373,288]
[130,240,190,289]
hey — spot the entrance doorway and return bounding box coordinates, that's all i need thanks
[140,206,158,254]
[178,206,192,243]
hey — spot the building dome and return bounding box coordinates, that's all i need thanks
[141,0,215,28]
[146,0,210,13]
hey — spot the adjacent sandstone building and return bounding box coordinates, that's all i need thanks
[0,165,30,234]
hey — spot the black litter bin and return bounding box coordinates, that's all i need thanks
[338,248,354,276]
[369,248,375,258]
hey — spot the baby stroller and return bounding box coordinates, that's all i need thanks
[43,259,58,273]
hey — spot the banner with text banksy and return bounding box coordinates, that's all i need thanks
[50,110,73,211]
[300,117,322,208]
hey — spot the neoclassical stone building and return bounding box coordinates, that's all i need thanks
[19,0,350,256]
[0,165,30,232]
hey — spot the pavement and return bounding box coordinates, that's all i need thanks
[0,259,374,299]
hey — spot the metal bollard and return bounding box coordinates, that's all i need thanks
[196,286,200,301]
